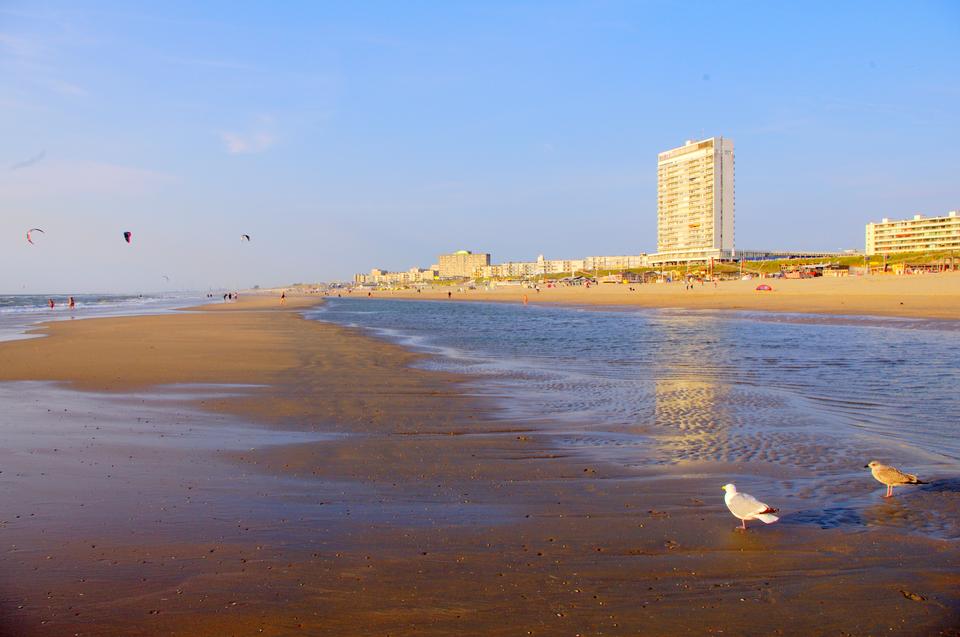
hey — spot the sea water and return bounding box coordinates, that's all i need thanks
[311,298,960,477]
[0,292,210,341]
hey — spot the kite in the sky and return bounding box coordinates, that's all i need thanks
[123,231,132,244]
[241,234,251,242]
[26,228,44,244]
[162,275,170,282]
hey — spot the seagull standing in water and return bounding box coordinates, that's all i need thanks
[865,461,926,498]
[722,483,780,530]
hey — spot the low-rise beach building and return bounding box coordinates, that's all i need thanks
[354,266,439,286]
[865,211,960,255]
[479,253,648,279]
[411,267,439,282]
[533,254,587,275]
[481,259,540,279]
[583,254,648,270]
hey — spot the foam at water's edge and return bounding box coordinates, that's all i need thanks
[0,293,211,343]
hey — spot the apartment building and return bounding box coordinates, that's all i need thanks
[865,211,960,255]
[479,253,648,279]
[481,261,541,279]
[437,250,491,278]
[583,254,648,270]
[354,266,438,286]
[651,136,734,264]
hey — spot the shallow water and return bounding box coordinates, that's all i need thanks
[0,293,211,342]
[312,298,960,537]
[0,382,498,546]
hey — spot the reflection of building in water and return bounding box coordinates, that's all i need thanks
[651,317,737,459]
[654,378,728,431]
[654,378,734,462]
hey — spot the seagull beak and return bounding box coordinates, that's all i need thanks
[721,486,726,491]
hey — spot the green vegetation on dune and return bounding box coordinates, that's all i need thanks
[473,249,959,284]
[864,249,960,266]
[388,250,959,288]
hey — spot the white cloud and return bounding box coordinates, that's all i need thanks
[161,55,259,72]
[42,77,89,96]
[220,130,276,154]
[0,31,90,98]
[0,32,47,58]
[0,160,177,199]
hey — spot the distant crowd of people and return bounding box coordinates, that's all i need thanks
[204,292,241,302]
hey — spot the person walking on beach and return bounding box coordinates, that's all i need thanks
[447,291,452,299]
[68,296,75,310]
[48,298,55,309]
[280,292,286,305]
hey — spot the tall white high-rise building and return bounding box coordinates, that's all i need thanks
[653,136,734,263]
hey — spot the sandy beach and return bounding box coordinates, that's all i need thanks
[361,271,960,320]
[0,294,957,635]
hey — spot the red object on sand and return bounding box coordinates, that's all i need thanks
[756,284,772,291]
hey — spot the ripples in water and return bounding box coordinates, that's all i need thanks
[312,299,960,537]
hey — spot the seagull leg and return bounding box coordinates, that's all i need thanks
[884,485,893,498]
[739,519,747,531]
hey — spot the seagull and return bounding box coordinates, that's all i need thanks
[722,483,779,530]
[865,461,926,498]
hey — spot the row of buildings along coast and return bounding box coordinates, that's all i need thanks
[358,251,651,286]
[355,136,957,285]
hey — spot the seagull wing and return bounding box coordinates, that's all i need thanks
[728,492,776,519]
[876,465,922,486]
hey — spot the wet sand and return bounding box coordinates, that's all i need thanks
[0,295,958,635]
[365,271,960,320]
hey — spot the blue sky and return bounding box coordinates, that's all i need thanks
[1,1,958,292]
